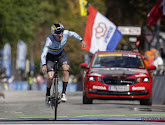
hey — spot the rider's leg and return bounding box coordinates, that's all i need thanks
[46,71,54,96]
[62,64,70,94]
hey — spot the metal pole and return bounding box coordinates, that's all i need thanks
[156,20,160,50]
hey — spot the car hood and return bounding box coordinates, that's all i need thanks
[88,68,148,78]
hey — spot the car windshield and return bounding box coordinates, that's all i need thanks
[91,53,145,69]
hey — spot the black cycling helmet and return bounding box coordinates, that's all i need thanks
[51,23,64,35]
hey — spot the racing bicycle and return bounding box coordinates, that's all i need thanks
[49,61,61,120]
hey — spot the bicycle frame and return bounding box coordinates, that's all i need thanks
[50,61,69,120]
[50,61,60,120]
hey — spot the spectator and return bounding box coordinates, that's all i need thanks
[152,50,164,69]
[33,77,37,85]
[160,46,165,62]
[28,76,33,90]
[144,51,154,68]
[36,73,44,90]
[150,48,157,59]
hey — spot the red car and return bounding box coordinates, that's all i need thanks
[80,51,156,105]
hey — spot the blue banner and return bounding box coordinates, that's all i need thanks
[2,43,11,78]
[17,41,27,70]
[30,55,35,71]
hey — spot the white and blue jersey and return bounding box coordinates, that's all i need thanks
[41,30,82,65]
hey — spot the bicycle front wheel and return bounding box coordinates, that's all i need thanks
[54,77,58,120]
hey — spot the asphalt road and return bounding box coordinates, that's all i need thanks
[0,90,165,125]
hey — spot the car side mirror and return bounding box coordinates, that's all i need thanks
[80,63,88,69]
[149,65,156,70]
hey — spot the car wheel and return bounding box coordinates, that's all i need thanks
[83,93,93,104]
[140,98,152,106]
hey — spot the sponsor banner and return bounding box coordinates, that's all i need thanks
[2,43,11,78]
[135,74,147,77]
[132,86,145,91]
[118,26,141,36]
[93,85,106,90]
[8,82,77,92]
[79,0,88,16]
[57,83,77,92]
[41,83,78,92]
[17,41,27,70]
[8,81,29,90]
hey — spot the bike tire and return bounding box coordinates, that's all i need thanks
[54,77,58,120]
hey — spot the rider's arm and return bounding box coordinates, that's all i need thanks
[67,30,83,42]
[41,37,50,66]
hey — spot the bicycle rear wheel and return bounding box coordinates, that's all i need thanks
[54,77,58,120]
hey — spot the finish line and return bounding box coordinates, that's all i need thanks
[0,117,165,121]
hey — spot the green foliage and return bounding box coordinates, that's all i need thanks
[0,0,50,50]
[0,0,164,76]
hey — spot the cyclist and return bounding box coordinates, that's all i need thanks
[41,23,87,106]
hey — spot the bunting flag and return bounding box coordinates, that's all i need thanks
[147,0,165,26]
[83,5,122,54]
[79,0,88,16]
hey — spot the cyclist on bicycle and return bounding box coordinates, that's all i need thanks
[41,23,87,106]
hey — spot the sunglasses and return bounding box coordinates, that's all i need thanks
[54,28,64,35]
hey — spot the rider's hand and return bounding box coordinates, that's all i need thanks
[42,65,47,74]
[81,40,87,48]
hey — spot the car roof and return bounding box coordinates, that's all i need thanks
[95,51,141,56]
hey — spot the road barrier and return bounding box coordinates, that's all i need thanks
[152,65,165,105]
[7,81,77,92]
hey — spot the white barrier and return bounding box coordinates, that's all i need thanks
[152,75,165,104]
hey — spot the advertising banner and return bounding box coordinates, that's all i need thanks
[2,43,11,78]
[17,41,27,70]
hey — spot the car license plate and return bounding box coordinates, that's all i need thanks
[109,86,129,92]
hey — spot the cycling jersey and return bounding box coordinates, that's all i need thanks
[41,30,83,65]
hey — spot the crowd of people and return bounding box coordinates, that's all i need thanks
[143,47,164,70]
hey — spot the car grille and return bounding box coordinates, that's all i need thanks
[102,78,136,85]
[89,90,149,96]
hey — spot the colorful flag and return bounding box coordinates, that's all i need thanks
[147,0,165,26]
[2,43,11,78]
[79,0,88,16]
[16,41,27,70]
[83,5,122,54]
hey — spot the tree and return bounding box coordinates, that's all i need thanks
[0,0,49,52]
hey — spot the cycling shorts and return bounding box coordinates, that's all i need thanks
[46,50,70,72]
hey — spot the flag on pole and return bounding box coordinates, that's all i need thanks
[147,0,165,27]
[83,5,122,54]
[2,43,11,78]
[79,0,88,16]
[16,41,27,70]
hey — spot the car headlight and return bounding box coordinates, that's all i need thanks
[142,77,150,82]
[88,76,96,81]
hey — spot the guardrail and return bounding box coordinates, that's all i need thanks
[152,64,165,105]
